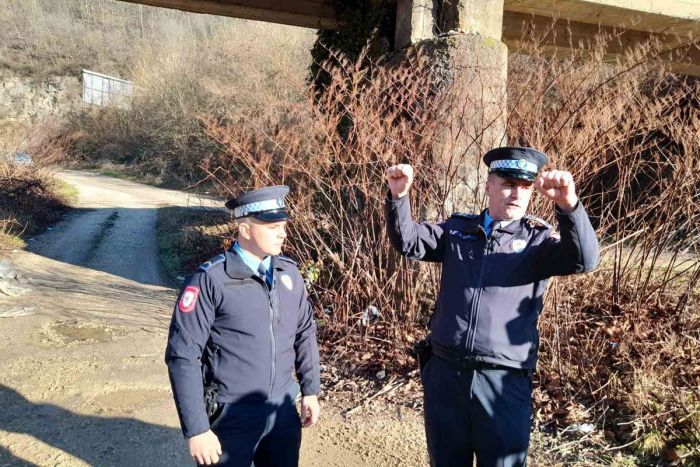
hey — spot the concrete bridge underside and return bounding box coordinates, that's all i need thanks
[121,0,700,76]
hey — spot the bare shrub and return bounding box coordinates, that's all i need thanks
[0,159,71,248]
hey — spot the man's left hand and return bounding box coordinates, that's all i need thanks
[300,395,320,428]
[535,170,579,213]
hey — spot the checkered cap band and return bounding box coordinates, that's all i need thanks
[233,198,285,218]
[489,159,538,173]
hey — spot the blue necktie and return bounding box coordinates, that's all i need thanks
[489,220,502,237]
[257,262,269,287]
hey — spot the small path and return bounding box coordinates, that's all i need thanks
[28,170,221,286]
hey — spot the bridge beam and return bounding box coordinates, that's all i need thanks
[503,0,700,36]
[117,0,340,29]
[503,11,700,76]
[115,0,700,75]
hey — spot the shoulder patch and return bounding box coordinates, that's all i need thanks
[277,255,297,266]
[178,286,200,313]
[524,215,552,230]
[451,212,479,219]
[198,254,226,272]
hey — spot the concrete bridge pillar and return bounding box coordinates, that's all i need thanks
[395,0,508,213]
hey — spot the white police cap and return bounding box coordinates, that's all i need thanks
[225,185,290,221]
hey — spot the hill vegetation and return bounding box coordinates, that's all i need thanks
[1,0,315,185]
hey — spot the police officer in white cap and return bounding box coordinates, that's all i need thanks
[385,147,599,466]
[166,185,321,466]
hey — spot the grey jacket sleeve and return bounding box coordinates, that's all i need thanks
[294,277,321,396]
[385,191,446,262]
[534,201,600,280]
[164,272,217,439]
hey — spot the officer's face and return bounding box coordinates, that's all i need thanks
[485,175,534,220]
[240,219,288,257]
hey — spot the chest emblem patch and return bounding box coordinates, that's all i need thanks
[280,274,294,291]
[511,239,527,253]
[178,286,200,313]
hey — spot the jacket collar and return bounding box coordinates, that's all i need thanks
[224,246,256,279]
[224,244,291,280]
[482,209,525,235]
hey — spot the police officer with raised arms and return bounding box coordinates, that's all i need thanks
[166,185,321,466]
[385,147,599,466]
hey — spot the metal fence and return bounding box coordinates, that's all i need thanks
[81,69,133,107]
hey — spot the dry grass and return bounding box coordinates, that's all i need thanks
[0,114,77,249]
[0,160,74,250]
[0,0,313,81]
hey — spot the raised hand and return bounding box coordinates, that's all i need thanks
[535,170,579,213]
[386,164,414,200]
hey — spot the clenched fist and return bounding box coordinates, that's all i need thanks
[386,164,414,200]
[535,170,579,213]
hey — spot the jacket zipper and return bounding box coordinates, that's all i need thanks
[468,233,496,352]
[264,277,276,399]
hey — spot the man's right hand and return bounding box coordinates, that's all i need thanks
[386,164,414,200]
[188,430,222,465]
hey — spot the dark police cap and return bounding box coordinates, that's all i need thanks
[225,185,290,221]
[482,146,548,182]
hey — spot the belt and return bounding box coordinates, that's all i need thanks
[431,342,532,377]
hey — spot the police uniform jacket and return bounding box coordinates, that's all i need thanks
[165,247,321,438]
[386,194,599,370]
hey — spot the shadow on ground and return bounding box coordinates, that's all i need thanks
[0,384,190,466]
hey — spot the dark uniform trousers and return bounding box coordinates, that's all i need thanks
[423,356,531,467]
[205,382,302,467]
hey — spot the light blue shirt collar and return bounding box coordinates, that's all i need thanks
[233,242,272,281]
[483,210,494,236]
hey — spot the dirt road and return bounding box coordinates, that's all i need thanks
[0,171,426,467]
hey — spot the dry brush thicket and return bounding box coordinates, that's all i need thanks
[508,42,700,460]
[53,14,314,185]
[201,39,699,458]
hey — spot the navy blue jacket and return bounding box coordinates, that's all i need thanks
[386,194,599,369]
[165,247,321,438]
